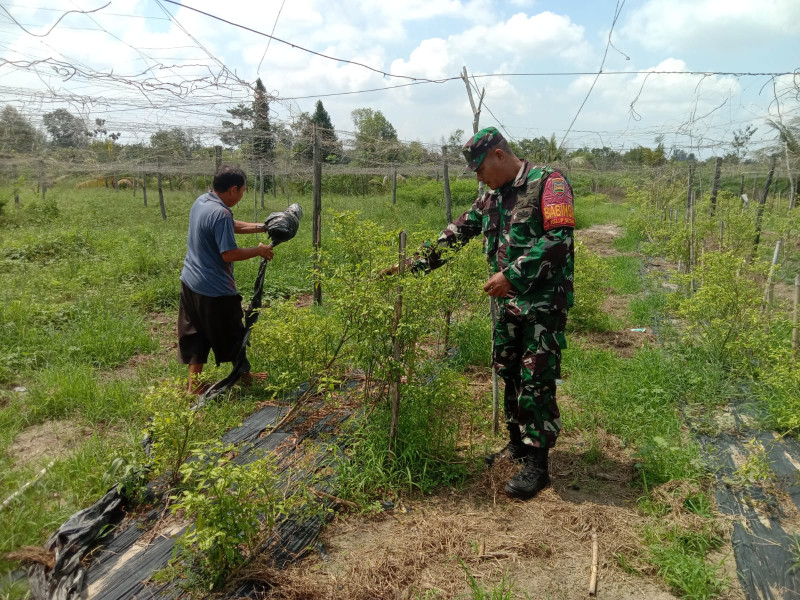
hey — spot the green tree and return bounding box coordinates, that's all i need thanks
[293,100,341,162]
[42,108,89,148]
[220,103,254,149]
[351,108,399,164]
[150,127,199,160]
[252,78,273,162]
[731,125,758,163]
[0,105,39,153]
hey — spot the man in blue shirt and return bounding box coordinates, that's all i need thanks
[178,165,273,394]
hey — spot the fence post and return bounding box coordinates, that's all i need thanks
[443,146,452,223]
[312,126,323,306]
[685,160,694,221]
[259,164,265,209]
[157,171,167,221]
[762,239,783,316]
[690,190,695,292]
[709,157,721,216]
[389,230,407,456]
[751,158,776,262]
[793,274,799,360]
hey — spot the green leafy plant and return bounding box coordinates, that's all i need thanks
[142,380,204,486]
[170,442,295,590]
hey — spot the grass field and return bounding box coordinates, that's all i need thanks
[1,171,795,599]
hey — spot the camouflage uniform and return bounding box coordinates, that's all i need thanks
[414,127,575,449]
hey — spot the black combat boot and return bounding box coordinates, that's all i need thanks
[485,424,530,467]
[504,447,550,499]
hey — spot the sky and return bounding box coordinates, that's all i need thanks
[1,0,799,157]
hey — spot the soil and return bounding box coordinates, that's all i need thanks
[250,426,726,599]
[576,224,625,257]
[7,419,92,468]
[572,328,656,358]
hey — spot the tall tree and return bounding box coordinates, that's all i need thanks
[150,127,199,160]
[351,108,399,164]
[42,108,89,148]
[252,78,273,162]
[220,103,254,149]
[0,105,38,153]
[293,100,341,162]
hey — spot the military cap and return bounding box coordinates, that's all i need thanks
[462,126,505,171]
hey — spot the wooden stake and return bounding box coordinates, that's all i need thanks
[157,172,167,221]
[762,239,782,316]
[392,167,397,205]
[792,274,799,360]
[751,158,777,262]
[442,146,452,223]
[709,157,721,216]
[589,532,599,595]
[312,126,323,306]
[389,230,407,456]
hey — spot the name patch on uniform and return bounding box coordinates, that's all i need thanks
[541,174,575,231]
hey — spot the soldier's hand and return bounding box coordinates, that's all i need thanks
[484,272,512,298]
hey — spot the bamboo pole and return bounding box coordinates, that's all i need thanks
[389,230,407,455]
[589,532,599,595]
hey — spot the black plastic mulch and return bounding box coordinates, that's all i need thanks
[29,401,351,600]
[694,401,800,599]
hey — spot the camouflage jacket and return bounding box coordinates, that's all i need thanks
[413,161,575,317]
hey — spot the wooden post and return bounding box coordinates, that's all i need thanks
[157,171,167,221]
[392,167,397,205]
[685,161,694,221]
[751,158,777,262]
[215,145,222,171]
[792,274,799,359]
[762,239,782,316]
[142,172,147,207]
[443,146,452,223]
[259,164,265,209]
[689,191,695,292]
[709,157,721,216]
[389,230,407,456]
[312,126,323,306]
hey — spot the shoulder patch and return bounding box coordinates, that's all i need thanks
[541,174,575,231]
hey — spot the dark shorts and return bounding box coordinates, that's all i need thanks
[178,281,245,365]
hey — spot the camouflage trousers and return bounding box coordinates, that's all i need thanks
[493,308,567,449]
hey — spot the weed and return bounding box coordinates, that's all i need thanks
[458,557,516,600]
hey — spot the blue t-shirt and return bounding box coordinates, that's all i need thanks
[180,192,239,297]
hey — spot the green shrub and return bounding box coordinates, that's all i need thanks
[570,240,611,331]
[171,442,297,590]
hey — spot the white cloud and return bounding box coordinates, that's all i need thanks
[620,0,800,51]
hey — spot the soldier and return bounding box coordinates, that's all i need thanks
[405,127,575,499]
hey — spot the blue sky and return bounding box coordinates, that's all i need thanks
[1,0,798,157]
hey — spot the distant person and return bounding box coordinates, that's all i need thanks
[390,127,575,499]
[178,164,273,395]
